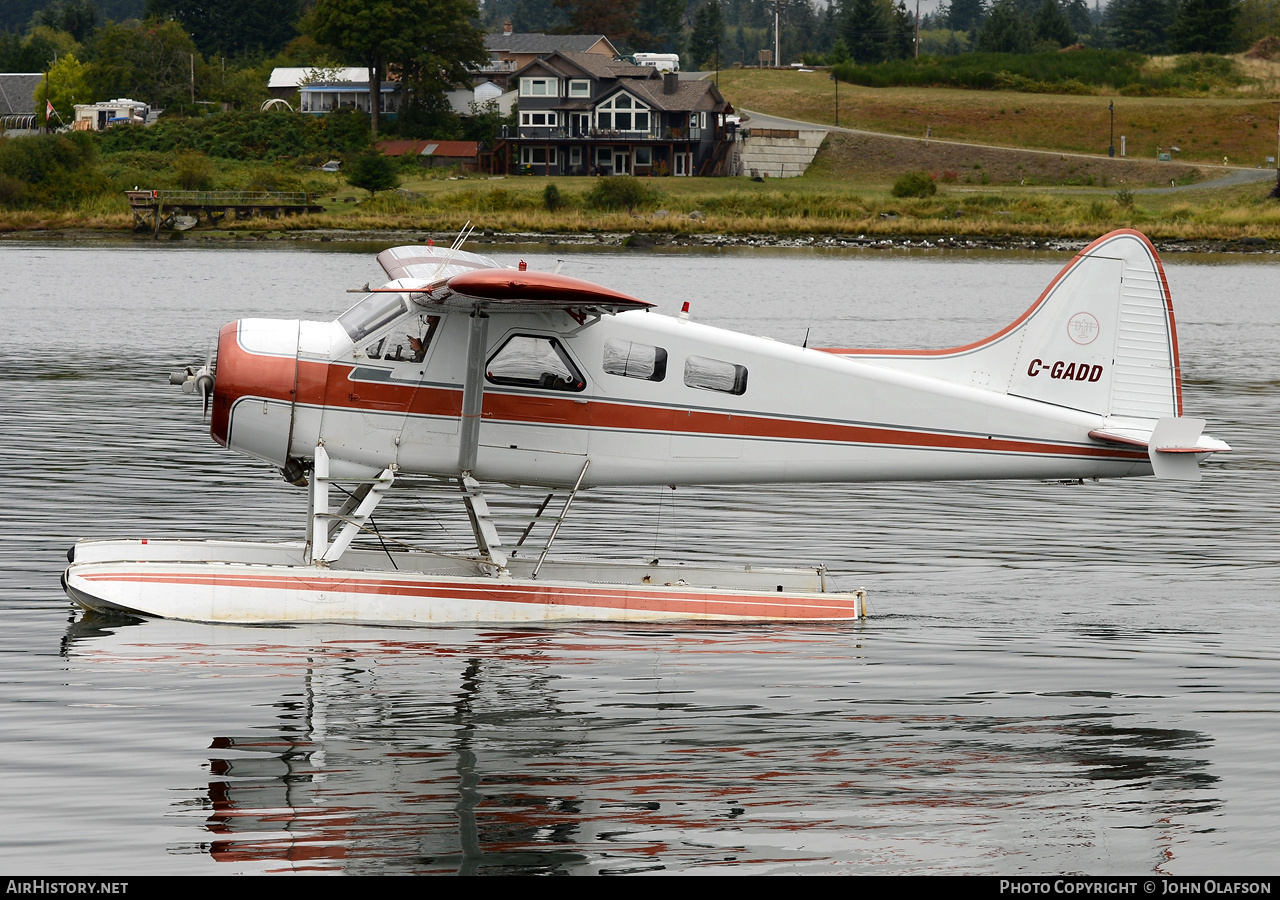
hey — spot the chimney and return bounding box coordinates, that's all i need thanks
[663,71,678,94]
[503,21,513,35]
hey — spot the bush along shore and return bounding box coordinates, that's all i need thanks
[4,173,1279,248]
[2,110,1279,246]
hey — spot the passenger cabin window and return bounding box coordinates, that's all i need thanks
[603,338,667,382]
[487,335,585,392]
[684,356,747,395]
[339,292,408,343]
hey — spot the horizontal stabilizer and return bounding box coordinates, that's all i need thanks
[1090,416,1231,481]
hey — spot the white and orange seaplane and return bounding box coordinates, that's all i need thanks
[64,228,1228,624]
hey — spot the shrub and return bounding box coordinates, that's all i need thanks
[0,132,108,208]
[892,171,938,198]
[173,151,214,190]
[1115,187,1135,210]
[584,175,657,212]
[543,182,562,211]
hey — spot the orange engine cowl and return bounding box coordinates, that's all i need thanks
[210,319,300,466]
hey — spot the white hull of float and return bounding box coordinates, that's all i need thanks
[64,539,868,625]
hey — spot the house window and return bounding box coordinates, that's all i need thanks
[520,147,556,165]
[570,147,581,165]
[603,339,666,382]
[520,111,556,127]
[568,79,591,97]
[684,356,747,395]
[520,77,557,97]
[674,153,688,176]
[635,147,652,166]
[595,93,650,132]
[487,335,585,392]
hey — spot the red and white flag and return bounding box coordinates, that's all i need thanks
[46,99,55,119]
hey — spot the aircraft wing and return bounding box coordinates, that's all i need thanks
[415,268,654,317]
[377,245,501,282]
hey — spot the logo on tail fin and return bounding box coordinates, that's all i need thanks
[1067,312,1100,345]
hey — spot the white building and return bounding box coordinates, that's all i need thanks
[72,98,154,131]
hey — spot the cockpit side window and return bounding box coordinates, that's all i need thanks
[486,335,586,392]
[338,292,408,343]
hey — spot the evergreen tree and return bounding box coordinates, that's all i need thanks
[1063,0,1091,33]
[1168,0,1241,53]
[346,150,400,196]
[1032,0,1075,45]
[146,0,301,58]
[1105,0,1175,53]
[843,0,888,62]
[690,0,726,68]
[946,0,987,32]
[889,0,916,58]
[637,0,685,54]
[511,0,568,31]
[975,0,1033,50]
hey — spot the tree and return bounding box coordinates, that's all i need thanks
[1168,0,1241,53]
[1063,0,1091,33]
[87,19,201,109]
[554,0,658,53]
[145,0,302,58]
[945,0,987,32]
[976,0,1033,51]
[889,0,916,59]
[34,53,90,127]
[38,0,98,44]
[345,150,400,196]
[1032,0,1075,46]
[1105,0,1175,53]
[689,0,726,70]
[1236,0,1280,47]
[843,0,889,63]
[309,0,487,138]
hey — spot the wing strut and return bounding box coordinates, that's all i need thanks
[458,310,489,475]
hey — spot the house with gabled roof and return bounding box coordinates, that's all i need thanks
[477,23,618,88]
[492,51,736,178]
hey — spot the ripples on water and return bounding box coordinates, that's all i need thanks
[1,243,1277,874]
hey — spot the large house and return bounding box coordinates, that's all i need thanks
[495,51,735,177]
[477,25,618,89]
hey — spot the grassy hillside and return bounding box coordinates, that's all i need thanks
[718,68,1280,167]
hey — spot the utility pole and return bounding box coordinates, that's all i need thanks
[915,0,921,59]
[774,0,781,68]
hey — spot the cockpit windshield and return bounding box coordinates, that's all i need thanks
[338,292,408,342]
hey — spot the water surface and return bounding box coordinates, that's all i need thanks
[1,243,1276,874]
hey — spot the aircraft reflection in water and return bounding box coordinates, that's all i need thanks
[62,619,1221,874]
[63,229,1228,625]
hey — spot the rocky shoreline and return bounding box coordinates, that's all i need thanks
[3,227,1276,254]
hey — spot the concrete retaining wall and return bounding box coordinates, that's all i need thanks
[738,128,827,178]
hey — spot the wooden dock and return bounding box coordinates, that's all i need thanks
[126,190,326,233]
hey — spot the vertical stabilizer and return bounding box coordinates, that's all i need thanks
[825,230,1182,421]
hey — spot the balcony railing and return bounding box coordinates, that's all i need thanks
[507,126,700,142]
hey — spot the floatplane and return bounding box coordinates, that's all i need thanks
[64,228,1228,624]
